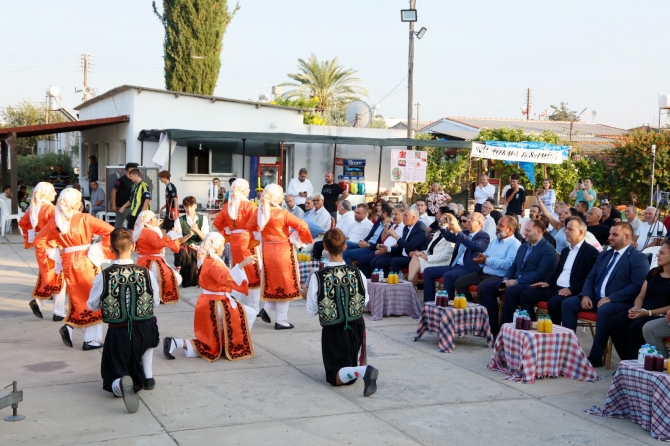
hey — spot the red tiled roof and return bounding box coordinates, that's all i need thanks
[0,115,129,139]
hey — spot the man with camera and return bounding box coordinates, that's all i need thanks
[569,177,597,209]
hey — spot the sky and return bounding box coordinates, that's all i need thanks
[1,0,669,130]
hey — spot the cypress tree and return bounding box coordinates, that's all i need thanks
[153,0,239,95]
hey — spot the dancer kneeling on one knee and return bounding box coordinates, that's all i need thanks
[303,228,379,396]
[87,228,161,414]
[163,232,257,361]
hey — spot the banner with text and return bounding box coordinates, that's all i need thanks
[390,149,428,182]
[470,141,570,165]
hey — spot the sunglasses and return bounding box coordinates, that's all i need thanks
[460,219,468,223]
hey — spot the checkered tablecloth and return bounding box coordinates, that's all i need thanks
[364,280,423,321]
[586,360,670,441]
[298,260,320,286]
[414,302,495,353]
[488,323,599,384]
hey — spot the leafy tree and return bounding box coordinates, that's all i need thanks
[271,96,325,125]
[413,132,469,196]
[18,152,75,187]
[280,54,368,111]
[548,102,578,121]
[153,0,239,95]
[1,100,67,156]
[370,116,387,129]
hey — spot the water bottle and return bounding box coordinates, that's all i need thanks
[638,344,650,365]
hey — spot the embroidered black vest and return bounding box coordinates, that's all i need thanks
[315,265,366,329]
[101,264,155,326]
[180,214,203,247]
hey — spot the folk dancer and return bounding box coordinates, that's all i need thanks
[163,232,257,361]
[173,196,209,287]
[33,189,114,350]
[87,228,161,413]
[18,182,66,321]
[133,210,183,304]
[246,184,313,329]
[303,228,378,396]
[213,179,262,312]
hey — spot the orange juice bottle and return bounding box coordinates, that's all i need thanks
[537,316,545,333]
[545,317,553,333]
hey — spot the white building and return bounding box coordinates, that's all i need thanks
[74,85,413,209]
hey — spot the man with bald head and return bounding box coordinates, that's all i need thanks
[585,207,610,246]
[422,212,491,302]
[633,206,666,250]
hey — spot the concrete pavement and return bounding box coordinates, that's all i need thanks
[0,233,658,445]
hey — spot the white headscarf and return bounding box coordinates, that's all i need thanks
[132,210,162,242]
[55,188,82,234]
[228,178,250,221]
[196,232,226,269]
[29,182,55,229]
[257,184,284,231]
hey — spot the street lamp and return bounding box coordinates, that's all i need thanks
[402,2,427,140]
[400,9,417,22]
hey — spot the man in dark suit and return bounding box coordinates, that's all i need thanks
[342,203,392,266]
[423,212,491,302]
[479,218,558,336]
[369,208,429,274]
[561,222,649,367]
[519,217,599,322]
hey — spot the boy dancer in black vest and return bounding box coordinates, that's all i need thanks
[87,228,161,414]
[302,228,379,396]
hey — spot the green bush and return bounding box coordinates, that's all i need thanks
[18,153,77,187]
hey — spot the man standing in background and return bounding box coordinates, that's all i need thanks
[287,168,313,212]
[111,163,138,228]
[321,172,348,219]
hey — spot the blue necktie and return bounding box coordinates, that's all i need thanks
[521,244,534,268]
[595,251,620,299]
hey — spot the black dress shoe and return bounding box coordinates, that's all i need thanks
[363,365,379,397]
[588,357,605,368]
[29,299,43,319]
[121,376,139,414]
[259,308,271,323]
[53,315,64,322]
[274,322,294,330]
[82,342,104,351]
[144,378,156,390]
[59,325,73,348]
[163,337,176,360]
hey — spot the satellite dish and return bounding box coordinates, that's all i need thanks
[577,107,589,119]
[591,110,597,122]
[660,94,670,109]
[345,100,372,128]
[259,93,269,102]
[47,85,60,97]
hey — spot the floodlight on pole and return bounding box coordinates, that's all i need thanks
[401,9,417,22]
[416,27,427,39]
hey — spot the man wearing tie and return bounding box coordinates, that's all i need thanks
[357,207,404,277]
[560,222,648,367]
[342,203,393,266]
[422,212,490,303]
[368,208,429,275]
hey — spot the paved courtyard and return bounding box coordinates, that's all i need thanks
[0,233,659,445]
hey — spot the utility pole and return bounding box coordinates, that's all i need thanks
[407,0,416,139]
[83,54,90,101]
[415,102,421,132]
[526,88,532,121]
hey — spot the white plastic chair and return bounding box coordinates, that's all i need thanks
[643,246,661,270]
[84,200,92,213]
[0,199,23,237]
[96,211,116,225]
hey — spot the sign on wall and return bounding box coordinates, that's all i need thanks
[390,149,428,182]
[470,141,569,165]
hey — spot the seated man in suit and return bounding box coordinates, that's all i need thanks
[369,208,429,275]
[519,217,599,323]
[423,212,491,303]
[454,216,521,302]
[342,203,392,266]
[561,222,649,367]
[357,206,404,277]
[479,218,558,336]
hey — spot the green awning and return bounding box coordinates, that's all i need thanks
[138,129,472,156]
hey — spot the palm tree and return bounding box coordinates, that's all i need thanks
[279,54,368,111]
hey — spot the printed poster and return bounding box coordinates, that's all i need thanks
[390,149,427,182]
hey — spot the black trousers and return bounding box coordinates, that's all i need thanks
[322,318,365,386]
[102,317,160,393]
[453,272,501,302]
[519,286,560,321]
[312,241,325,261]
[126,214,138,232]
[546,294,575,325]
[609,311,659,361]
[174,246,199,287]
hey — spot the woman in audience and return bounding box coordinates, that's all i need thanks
[538,178,556,214]
[608,241,670,360]
[426,182,450,216]
[407,206,455,285]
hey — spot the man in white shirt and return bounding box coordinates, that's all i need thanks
[474,175,496,213]
[286,168,313,211]
[284,194,304,218]
[303,194,331,238]
[313,203,373,260]
[480,201,497,240]
[335,200,354,228]
[415,199,435,227]
[624,204,642,233]
[633,206,666,250]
